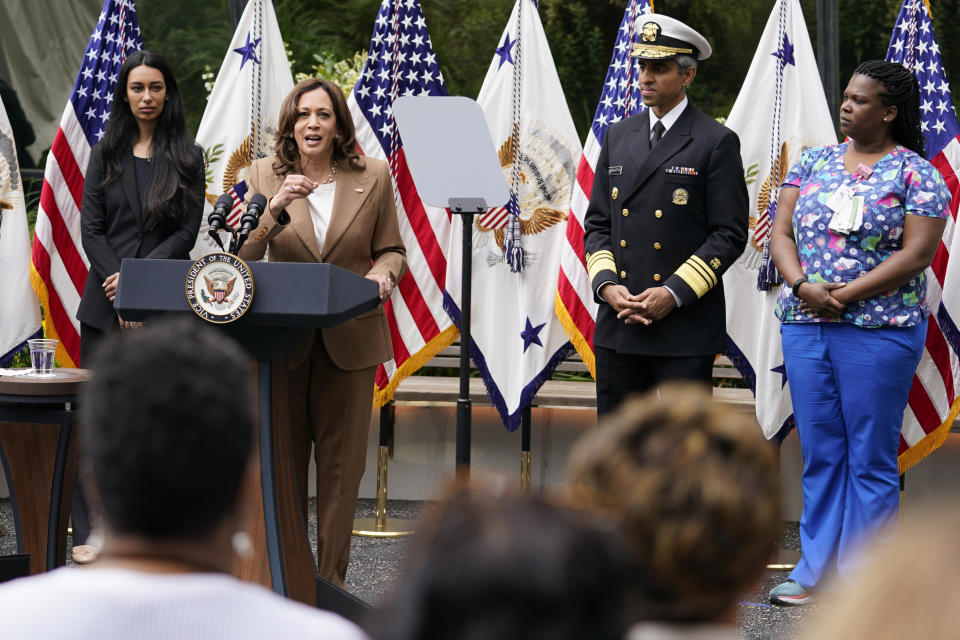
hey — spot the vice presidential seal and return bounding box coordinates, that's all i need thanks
[186,253,255,324]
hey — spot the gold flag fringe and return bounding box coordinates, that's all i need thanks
[898,395,960,474]
[29,263,77,368]
[554,292,595,380]
[371,324,459,407]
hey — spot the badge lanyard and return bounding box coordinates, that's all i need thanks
[827,163,872,234]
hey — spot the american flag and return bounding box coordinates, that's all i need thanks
[348,0,456,404]
[29,0,142,367]
[555,0,652,376]
[885,0,960,471]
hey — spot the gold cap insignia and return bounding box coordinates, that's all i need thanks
[672,188,688,206]
[642,21,660,42]
[612,187,619,200]
[710,257,721,270]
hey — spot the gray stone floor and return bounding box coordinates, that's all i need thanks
[0,497,817,639]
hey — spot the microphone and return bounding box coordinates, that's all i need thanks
[233,193,268,254]
[207,193,233,251]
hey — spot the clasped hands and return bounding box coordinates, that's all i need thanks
[601,284,676,326]
[796,281,847,319]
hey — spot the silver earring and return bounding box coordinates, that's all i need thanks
[231,531,253,558]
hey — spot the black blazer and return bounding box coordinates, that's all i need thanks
[77,144,204,331]
[583,103,748,356]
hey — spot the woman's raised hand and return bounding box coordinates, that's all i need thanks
[269,174,320,215]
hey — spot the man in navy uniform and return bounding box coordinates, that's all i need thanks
[584,14,748,415]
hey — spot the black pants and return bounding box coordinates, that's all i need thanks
[595,345,714,416]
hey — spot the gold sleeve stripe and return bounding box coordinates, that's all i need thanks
[674,255,717,299]
[689,255,718,287]
[587,250,617,282]
[586,250,613,272]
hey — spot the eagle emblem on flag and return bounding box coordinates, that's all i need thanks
[749,141,790,254]
[0,129,17,214]
[475,123,572,262]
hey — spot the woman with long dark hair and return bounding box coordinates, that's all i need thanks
[74,50,204,555]
[768,60,950,605]
[238,77,406,584]
[78,49,204,360]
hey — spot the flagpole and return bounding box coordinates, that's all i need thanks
[816,0,839,124]
[230,0,247,28]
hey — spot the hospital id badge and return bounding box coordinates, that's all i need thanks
[826,184,855,214]
[828,195,864,234]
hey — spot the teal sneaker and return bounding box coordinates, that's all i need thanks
[769,579,814,606]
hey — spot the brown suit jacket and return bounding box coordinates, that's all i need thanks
[239,156,406,371]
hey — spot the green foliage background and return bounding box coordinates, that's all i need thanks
[124,0,960,145]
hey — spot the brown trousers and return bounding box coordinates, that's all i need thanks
[288,335,375,585]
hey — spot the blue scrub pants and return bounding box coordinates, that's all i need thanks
[781,321,926,589]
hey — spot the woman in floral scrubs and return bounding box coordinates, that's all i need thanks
[768,60,951,606]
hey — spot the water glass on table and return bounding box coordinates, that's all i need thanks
[27,338,58,378]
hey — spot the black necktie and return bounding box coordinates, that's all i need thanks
[650,121,665,149]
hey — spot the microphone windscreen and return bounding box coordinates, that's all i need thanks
[215,193,233,210]
[248,193,268,212]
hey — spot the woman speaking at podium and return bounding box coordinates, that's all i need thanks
[238,77,406,585]
[76,50,204,556]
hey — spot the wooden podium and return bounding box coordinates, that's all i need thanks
[0,370,88,578]
[116,258,378,605]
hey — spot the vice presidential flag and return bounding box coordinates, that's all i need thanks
[885,0,960,472]
[0,95,42,366]
[444,0,581,431]
[348,0,458,405]
[190,0,293,258]
[556,0,652,376]
[29,0,142,367]
[724,0,836,439]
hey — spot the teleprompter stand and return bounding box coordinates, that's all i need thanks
[116,258,378,612]
[394,95,510,473]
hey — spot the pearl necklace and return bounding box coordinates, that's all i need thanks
[320,160,338,185]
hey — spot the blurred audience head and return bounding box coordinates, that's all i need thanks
[806,511,960,640]
[568,382,780,624]
[81,316,254,544]
[369,482,628,640]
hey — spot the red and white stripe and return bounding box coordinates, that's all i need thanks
[899,136,960,471]
[30,106,92,368]
[476,205,510,230]
[555,128,602,375]
[348,97,456,404]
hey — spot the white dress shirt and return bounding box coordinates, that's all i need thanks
[305,181,337,251]
[648,95,688,142]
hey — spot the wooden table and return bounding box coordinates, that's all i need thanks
[0,369,88,575]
